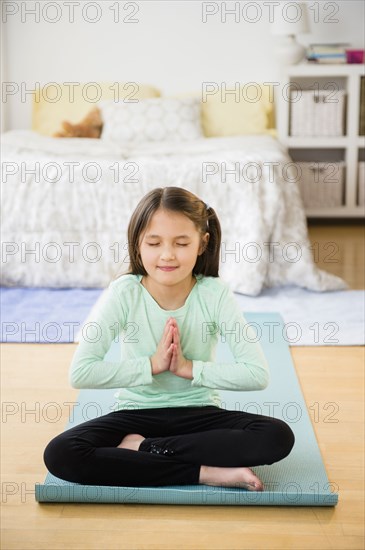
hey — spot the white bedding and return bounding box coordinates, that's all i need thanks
[1,130,348,295]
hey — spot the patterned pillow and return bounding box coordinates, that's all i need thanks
[99,97,203,144]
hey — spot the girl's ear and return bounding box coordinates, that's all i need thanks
[199,232,210,255]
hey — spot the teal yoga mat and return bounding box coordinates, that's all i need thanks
[36,312,338,506]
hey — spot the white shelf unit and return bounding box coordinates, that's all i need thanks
[277,63,365,218]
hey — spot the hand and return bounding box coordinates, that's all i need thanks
[168,320,193,380]
[150,317,176,375]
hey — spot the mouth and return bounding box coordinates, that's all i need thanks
[157,266,178,271]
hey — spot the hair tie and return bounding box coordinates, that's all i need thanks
[205,202,211,210]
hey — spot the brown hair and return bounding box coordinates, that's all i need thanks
[114,186,221,279]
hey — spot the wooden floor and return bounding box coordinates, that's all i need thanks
[1,223,364,550]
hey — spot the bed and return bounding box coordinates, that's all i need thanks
[0,82,348,296]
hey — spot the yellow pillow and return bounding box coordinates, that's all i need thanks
[32,82,161,136]
[200,83,275,137]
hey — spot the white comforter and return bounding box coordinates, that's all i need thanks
[1,130,348,295]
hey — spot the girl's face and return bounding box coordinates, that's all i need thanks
[139,208,209,284]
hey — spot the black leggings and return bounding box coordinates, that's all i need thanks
[43,406,295,487]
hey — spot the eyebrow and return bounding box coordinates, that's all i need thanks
[144,234,191,239]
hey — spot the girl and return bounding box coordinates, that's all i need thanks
[43,186,294,491]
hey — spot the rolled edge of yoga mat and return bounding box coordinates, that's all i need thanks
[35,480,338,506]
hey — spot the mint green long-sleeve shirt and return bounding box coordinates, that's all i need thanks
[69,274,270,410]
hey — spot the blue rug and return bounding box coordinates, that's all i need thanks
[234,285,365,346]
[2,285,364,345]
[36,312,338,506]
[0,286,103,343]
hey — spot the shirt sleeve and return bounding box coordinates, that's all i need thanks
[69,283,153,389]
[191,283,270,391]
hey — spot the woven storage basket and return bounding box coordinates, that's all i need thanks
[358,162,365,206]
[296,161,345,208]
[290,90,346,136]
[360,77,365,136]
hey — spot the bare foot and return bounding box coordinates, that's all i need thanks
[117,433,145,451]
[199,465,264,491]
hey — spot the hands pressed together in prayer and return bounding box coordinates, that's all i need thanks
[150,317,193,380]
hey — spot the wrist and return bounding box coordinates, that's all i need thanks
[183,359,193,380]
[150,355,157,375]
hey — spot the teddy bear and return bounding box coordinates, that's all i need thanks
[53,107,103,138]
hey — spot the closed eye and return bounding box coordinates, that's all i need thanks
[147,244,188,247]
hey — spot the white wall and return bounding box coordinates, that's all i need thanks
[2,0,364,131]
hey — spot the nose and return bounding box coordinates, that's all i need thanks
[160,247,176,260]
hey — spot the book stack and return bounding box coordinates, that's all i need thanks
[306,43,350,64]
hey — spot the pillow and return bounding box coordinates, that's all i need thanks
[200,83,275,137]
[32,82,161,136]
[99,97,203,144]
